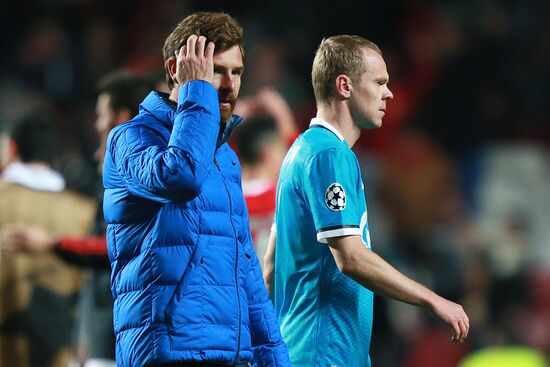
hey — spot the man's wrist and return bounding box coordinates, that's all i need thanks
[423,289,441,310]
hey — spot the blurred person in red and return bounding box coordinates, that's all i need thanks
[233,87,298,265]
[0,113,96,367]
[0,70,155,367]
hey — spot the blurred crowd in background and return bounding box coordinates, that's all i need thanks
[0,0,548,366]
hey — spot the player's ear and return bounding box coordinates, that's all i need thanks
[335,75,352,99]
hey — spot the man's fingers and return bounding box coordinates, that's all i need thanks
[451,322,461,343]
[459,318,469,342]
[174,35,214,85]
[205,41,215,60]
[196,36,207,57]
[186,34,198,58]
[451,318,469,343]
[176,45,186,59]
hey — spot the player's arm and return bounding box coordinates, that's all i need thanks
[263,227,276,297]
[254,87,299,145]
[328,235,470,343]
[55,235,110,269]
[0,224,109,269]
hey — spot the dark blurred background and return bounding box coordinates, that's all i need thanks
[0,0,548,365]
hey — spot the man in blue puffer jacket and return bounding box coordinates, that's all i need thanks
[102,12,291,367]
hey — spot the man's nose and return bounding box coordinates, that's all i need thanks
[385,87,394,100]
[220,74,235,90]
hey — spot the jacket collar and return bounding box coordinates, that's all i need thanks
[139,91,243,148]
[218,114,243,148]
[139,91,176,129]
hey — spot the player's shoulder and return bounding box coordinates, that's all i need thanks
[282,127,353,175]
[303,139,358,177]
[303,125,342,143]
[305,138,353,163]
[302,127,350,155]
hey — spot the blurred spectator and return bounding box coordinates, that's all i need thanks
[233,87,298,262]
[471,143,550,356]
[0,70,156,367]
[15,17,75,101]
[474,144,550,276]
[0,113,96,367]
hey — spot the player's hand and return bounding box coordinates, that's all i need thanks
[233,97,257,118]
[0,224,56,253]
[256,87,297,139]
[235,88,291,121]
[174,35,215,85]
[255,87,290,119]
[429,296,470,344]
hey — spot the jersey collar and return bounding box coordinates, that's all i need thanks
[309,117,345,142]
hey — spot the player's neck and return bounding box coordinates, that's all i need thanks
[316,104,361,147]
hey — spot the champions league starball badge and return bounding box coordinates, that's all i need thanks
[325,183,346,211]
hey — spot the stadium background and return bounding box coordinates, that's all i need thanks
[1,0,548,365]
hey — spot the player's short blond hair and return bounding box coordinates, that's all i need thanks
[311,35,381,105]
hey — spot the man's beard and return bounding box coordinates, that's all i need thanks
[219,91,236,124]
[220,104,234,124]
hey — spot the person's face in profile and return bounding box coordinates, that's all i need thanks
[212,45,244,123]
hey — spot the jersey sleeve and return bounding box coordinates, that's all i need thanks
[304,147,363,244]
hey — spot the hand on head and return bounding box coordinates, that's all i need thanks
[254,87,290,117]
[174,35,215,86]
[234,87,291,120]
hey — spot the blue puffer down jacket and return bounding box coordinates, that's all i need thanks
[102,81,290,367]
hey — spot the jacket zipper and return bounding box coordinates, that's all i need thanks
[214,157,242,363]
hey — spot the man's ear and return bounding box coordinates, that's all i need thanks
[335,75,352,99]
[165,57,177,86]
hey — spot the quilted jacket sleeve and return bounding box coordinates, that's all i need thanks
[108,81,220,201]
[242,210,291,366]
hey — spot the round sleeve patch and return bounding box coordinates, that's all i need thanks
[325,183,346,211]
